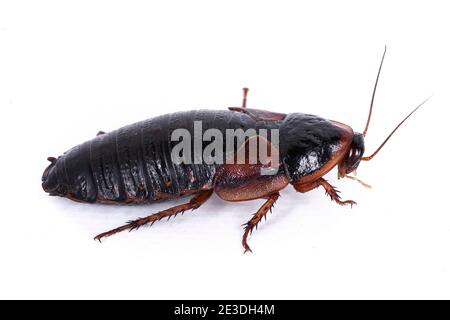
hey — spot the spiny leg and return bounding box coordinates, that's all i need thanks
[241,87,249,108]
[318,178,356,207]
[94,190,213,242]
[242,192,280,253]
[294,178,356,207]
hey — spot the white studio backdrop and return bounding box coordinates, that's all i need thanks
[0,0,449,299]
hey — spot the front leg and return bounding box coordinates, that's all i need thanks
[319,179,357,207]
[294,178,356,207]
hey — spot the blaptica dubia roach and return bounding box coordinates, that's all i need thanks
[42,47,429,252]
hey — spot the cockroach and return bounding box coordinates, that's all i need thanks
[42,47,428,252]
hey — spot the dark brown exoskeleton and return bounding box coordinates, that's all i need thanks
[42,48,428,252]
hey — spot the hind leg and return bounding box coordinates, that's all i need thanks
[94,190,213,242]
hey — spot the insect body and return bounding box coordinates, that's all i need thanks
[42,48,427,252]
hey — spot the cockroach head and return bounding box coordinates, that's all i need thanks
[338,132,365,178]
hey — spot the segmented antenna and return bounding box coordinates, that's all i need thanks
[362,96,431,161]
[363,46,387,137]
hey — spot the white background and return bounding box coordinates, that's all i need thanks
[1,1,449,299]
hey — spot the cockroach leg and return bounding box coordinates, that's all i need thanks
[96,131,106,136]
[242,87,249,108]
[229,87,287,121]
[294,178,356,207]
[94,190,213,242]
[242,192,280,254]
[320,179,356,207]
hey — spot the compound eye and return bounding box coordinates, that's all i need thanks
[346,147,363,173]
[353,147,362,159]
[350,147,363,160]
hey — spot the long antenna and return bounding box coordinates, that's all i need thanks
[361,96,431,161]
[363,46,387,137]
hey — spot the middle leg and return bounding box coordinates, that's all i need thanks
[242,192,280,253]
